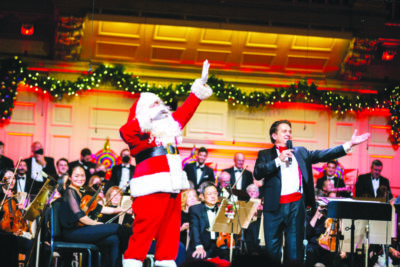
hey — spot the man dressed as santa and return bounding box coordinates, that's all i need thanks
[120,61,212,267]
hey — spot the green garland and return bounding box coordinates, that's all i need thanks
[1,56,399,146]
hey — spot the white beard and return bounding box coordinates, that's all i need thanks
[150,113,182,147]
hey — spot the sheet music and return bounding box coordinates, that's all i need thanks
[119,195,133,224]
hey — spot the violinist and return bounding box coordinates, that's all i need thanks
[243,184,265,256]
[188,182,228,260]
[180,189,200,248]
[0,168,34,267]
[87,175,105,205]
[99,186,133,226]
[59,164,125,267]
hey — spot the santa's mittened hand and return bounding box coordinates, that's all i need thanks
[200,60,210,85]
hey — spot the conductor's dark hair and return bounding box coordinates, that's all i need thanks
[269,120,291,144]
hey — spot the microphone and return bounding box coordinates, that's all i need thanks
[286,140,293,165]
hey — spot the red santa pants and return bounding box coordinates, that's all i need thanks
[123,192,181,262]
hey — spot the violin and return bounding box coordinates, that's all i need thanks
[78,182,105,226]
[318,218,338,251]
[0,195,30,236]
[216,232,235,249]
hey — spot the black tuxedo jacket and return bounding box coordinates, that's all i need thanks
[253,145,347,212]
[188,203,216,253]
[0,156,14,170]
[315,176,346,190]
[104,164,135,194]
[24,156,57,195]
[184,162,215,190]
[355,173,392,199]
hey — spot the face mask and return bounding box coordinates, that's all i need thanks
[35,148,44,155]
[95,171,106,178]
[122,155,130,163]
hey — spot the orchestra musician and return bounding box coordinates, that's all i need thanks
[0,168,34,267]
[59,164,125,267]
[187,182,228,260]
[180,189,200,249]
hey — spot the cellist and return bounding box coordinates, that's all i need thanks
[0,168,34,267]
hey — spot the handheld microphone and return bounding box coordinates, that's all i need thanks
[286,140,293,165]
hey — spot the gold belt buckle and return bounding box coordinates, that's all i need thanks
[166,143,177,155]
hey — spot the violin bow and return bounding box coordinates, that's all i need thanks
[231,165,248,190]
[105,206,132,224]
[0,158,22,211]
[104,181,129,207]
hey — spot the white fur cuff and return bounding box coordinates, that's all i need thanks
[191,78,213,100]
[123,259,143,267]
[155,260,177,267]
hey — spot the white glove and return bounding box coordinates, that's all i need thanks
[200,60,210,85]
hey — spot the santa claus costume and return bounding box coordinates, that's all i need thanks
[120,61,212,267]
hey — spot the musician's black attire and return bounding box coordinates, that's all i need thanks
[59,188,123,267]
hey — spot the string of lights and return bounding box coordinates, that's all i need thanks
[1,56,399,145]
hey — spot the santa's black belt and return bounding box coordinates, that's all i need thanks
[135,145,179,165]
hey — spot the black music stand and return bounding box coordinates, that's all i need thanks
[328,200,392,267]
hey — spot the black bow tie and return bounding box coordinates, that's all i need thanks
[235,169,243,173]
[122,165,130,169]
[372,177,379,181]
[206,206,218,213]
[16,175,25,180]
[197,166,204,171]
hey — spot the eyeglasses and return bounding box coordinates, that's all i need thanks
[205,191,218,196]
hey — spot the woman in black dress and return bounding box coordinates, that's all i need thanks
[59,164,124,267]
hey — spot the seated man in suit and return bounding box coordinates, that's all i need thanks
[355,159,393,199]
[223,152,253,200]
[24,141,57,195]
[0,141,14,170]
[184,147,215,191]
[104,148,135,194]
[15,160,28,193]
[315,160,346,191]
[188,182,228,260]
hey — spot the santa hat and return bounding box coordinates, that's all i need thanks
[127,92,162,132]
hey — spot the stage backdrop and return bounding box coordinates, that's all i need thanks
[1,85,399,196]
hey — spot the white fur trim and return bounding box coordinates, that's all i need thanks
[136,114,153,133]
[190,79,213,100]
[130,154,190,197]
[135,92,162,132]
[155,260,177,267]
[123,259,143,267]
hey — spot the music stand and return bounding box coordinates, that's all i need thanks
[211,198,260,261]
